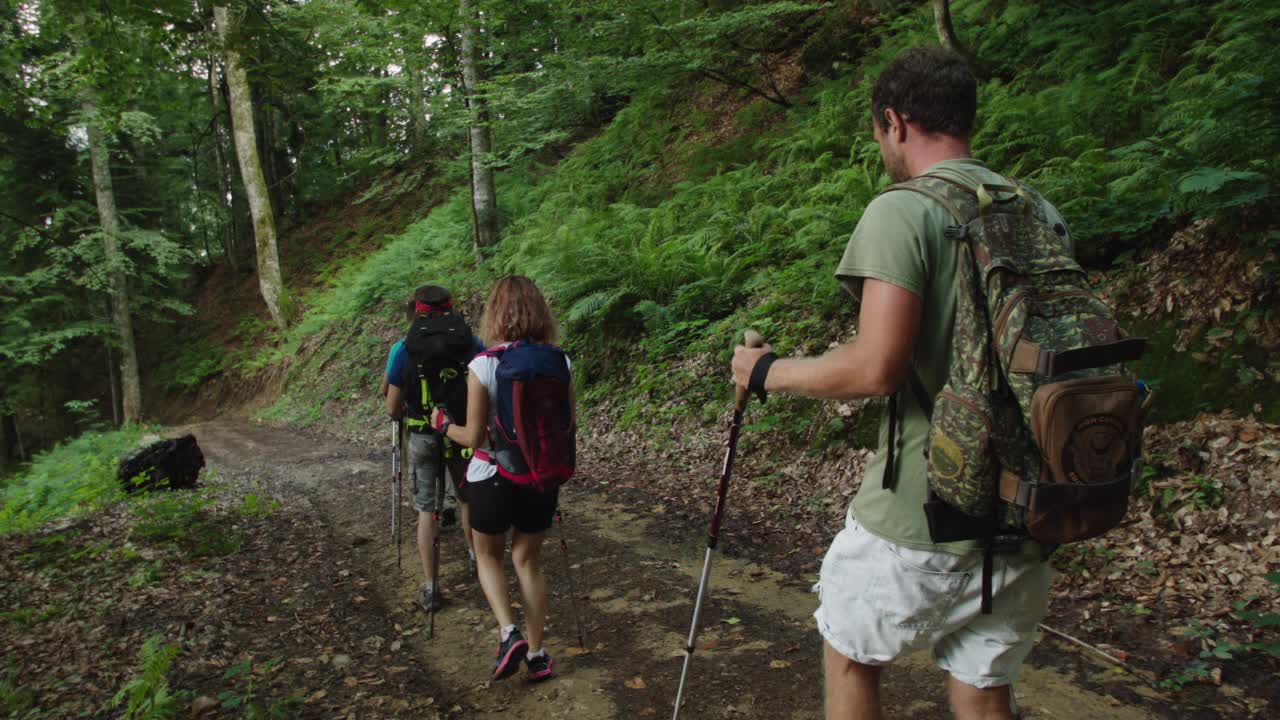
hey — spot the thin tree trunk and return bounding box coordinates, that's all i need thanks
[82,92,143,423]
[220,70,252,272]
[409,57,429,154]
[371,67,388,149]
[106,341,120,427]
[933,0,966,56]
[215,4,289,330]
[207,47,239,271]
[459,0,498,253]
[257,95,288,221]
[1,413,17,467]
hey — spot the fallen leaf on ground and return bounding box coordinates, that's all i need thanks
[625,675,647,689]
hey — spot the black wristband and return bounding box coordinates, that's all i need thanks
[748,351,777,403]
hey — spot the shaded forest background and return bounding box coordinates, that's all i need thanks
[3,0,1278,462]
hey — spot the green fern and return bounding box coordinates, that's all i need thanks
[111,635,181,720]
[566,290,626,324]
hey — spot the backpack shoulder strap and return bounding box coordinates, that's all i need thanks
[882,364,935,491]
[882,174,979,225]
[906,366,933,420]
[878,174,978,491]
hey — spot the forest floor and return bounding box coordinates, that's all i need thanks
[6,417,1273,719]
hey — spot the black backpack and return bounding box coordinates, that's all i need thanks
[401,313,474,430]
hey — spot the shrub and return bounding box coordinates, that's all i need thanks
[0,426,145,534]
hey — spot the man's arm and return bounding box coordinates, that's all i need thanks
[385,384,404,418]
[384,343,405,415]
[731,278,922,400]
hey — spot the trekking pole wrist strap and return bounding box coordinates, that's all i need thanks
[748,352,777,403]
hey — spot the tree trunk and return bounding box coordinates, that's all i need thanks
[1,413,18,468]
[82,92,144,423]
[371,67,388,149]
[459,0,499,253]
[255,91,289,222]
[215,4,289,330]
[933,0,967,57]
[106,341,120,427]
[207,49,240,271]
[409,58,430,155]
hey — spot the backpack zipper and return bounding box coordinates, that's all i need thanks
[936,389,993,431]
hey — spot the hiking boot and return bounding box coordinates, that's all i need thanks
[526,651,554,682]
[440,506,458,529]
[493,629,528,680]
[418,586,444,613]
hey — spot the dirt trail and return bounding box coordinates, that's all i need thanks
[189,419,1163,719]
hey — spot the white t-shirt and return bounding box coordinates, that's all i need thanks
[465,344,572,483]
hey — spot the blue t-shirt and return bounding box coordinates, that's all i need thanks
[384,338,405,378]
[387,335,486,388]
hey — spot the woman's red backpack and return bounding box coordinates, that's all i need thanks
[483,342,576,492]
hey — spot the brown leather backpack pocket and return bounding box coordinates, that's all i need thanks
[1026,376,1141,543]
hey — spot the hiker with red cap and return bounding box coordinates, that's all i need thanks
[385,285,485,612]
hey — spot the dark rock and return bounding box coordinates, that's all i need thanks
[117,434,206,492]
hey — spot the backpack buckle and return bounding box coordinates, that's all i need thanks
[1016,482,1035,509]
[998,469,1035,509]
[1035,349,1057,378]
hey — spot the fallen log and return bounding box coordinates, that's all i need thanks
[117,434,205,492]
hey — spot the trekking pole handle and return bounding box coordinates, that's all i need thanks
[735,330,765,411]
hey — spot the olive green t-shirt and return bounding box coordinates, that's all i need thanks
[835,158,1071,554]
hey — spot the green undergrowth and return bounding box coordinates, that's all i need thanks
[112,635,182,720]
[287,191,484,343]
[0,425,146,534]
[152,337,228,394]
[265,0,1280,447]
[1128,319,1280,423]
[258,318,395,433]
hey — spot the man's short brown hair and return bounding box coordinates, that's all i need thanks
[871,46,976,137]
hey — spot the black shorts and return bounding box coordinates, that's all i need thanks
[468,474,559,535]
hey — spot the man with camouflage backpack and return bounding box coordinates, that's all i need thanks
[386,285,485,612]
[732,47,1145,719]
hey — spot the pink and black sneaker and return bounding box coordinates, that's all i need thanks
[525,650,554,682]
[494,628,529,680]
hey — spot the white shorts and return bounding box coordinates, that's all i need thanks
[814,516,1052,688]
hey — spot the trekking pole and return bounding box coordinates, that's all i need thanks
[391,420,403,569]
[554,507,587,649]
[429,451,446,640]
[672,330,763,720]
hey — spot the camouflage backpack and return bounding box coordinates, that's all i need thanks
[883,172,1150,611]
